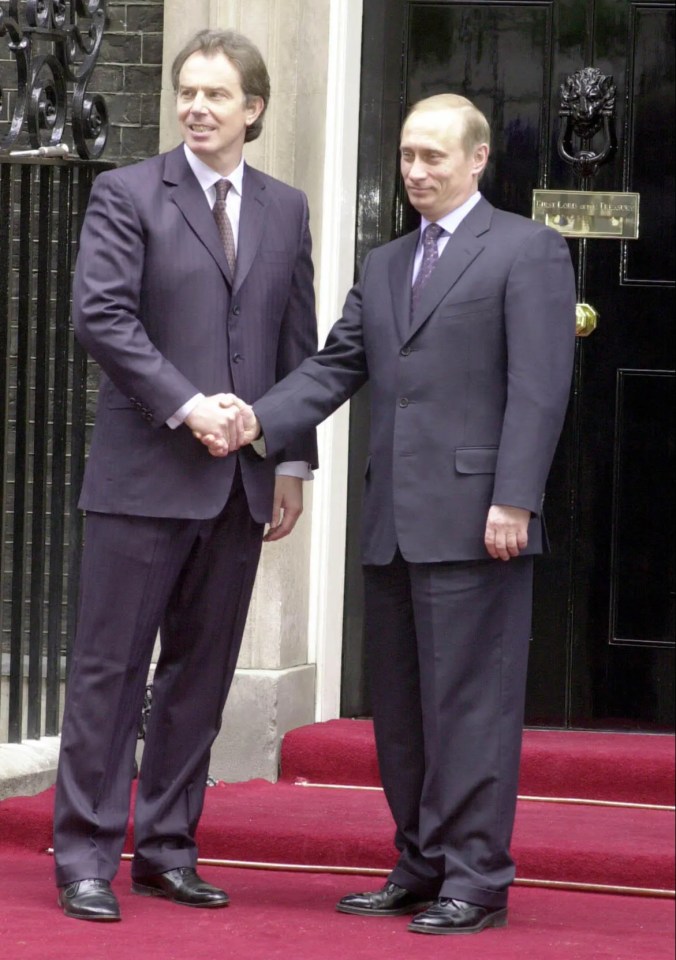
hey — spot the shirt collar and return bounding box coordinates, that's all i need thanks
[183,144,245,197]
[420,191,482,237]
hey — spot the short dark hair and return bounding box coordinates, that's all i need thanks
[171,29,271,143]
[406,94,491,154]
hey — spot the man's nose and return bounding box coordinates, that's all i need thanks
[189,91,206,113]
[408,158,427,180]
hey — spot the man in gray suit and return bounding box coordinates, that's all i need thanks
[207,94,576,936]
[53,29,317,921]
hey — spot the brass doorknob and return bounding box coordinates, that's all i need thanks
[576,303,599,337]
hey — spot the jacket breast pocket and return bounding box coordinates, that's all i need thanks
[455,446,498,474]
[436,295,499,323]
[259,249,289,263]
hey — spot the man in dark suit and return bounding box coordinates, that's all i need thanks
[210,93,576,936]
[53,29,317,921]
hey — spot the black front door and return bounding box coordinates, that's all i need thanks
[342,0,675,730]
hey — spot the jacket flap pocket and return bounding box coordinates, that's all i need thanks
[455,446,498,474]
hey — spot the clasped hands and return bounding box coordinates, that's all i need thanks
[185,393,260,457]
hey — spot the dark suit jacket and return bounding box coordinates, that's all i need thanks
[72,145,318,523]
[254,197,576,563]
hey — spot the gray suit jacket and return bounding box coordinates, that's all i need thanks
[254,197,576,563]
[73,146,318,522]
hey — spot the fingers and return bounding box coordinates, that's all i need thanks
[187,395,243,454]
[263,477,303,542]
[484,505,530,561]
[219,395,259,443]
[263,503,302,542]
[485,526,521,561]
[218,393,246,410]
[201,433,229,457]
[485,528,521,561]
[186,394,259,456]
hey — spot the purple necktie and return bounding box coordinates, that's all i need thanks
[213,179,237,274]
[411,222,444,315]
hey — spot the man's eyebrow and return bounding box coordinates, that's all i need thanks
[178,85,230,94]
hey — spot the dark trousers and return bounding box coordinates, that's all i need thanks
[53,469,264,886]
[363,551,534,908]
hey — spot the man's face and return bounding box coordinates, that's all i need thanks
[176,51,263,174]
[400,109,488,221]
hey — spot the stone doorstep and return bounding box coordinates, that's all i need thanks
[0,736,61,802]
[211,664,317,783]
[0,665,317,799]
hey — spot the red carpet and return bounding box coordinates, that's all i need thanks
[1,722,673,895]
[281,720,676,804]
[0,853,673,960]
[2,779,673,893]
[0,723,674,957]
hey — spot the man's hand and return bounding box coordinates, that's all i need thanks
[264,476,303,542]
[484,505,531,561]
[189,394,260,457]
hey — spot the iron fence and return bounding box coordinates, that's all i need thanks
[0,155,109,742]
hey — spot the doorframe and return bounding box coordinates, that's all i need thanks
[307,0,363,721]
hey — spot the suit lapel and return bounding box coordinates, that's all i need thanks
[388,232,418,343]
[235,165,268,295]
[163,146,233,287]
[406,197,494,342]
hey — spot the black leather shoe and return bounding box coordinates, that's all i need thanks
[58,879,121,922]
[408,898,508,935]
[131,867,229,908]
[336,881,433,917]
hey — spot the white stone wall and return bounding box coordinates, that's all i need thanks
[159,0,363,781]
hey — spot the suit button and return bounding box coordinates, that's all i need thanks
[400,346,411,357]
[232,305,241,316]
[399,398,409,408]
[233,353,242,363]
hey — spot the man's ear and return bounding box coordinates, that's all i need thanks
[246,96,265,126]
[473,143,490,177]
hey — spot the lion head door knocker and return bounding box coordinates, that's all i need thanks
[558,67,618,181]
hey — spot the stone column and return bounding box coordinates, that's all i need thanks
[159,0,355,781]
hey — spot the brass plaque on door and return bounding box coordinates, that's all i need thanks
[532,190,640,239]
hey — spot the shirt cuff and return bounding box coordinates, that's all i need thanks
[251,434,267,458]
[167,393,205,429]
[275,460,314,481]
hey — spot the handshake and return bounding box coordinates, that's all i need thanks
[185,393,261,458]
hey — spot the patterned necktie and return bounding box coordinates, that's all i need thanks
[411,222,444,315]
[213,179,237,275]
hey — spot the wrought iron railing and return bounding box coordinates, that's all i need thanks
[0,0,109,158]
[1,1,111,743]
[0,156,100,741]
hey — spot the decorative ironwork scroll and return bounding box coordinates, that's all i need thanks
[558,67,617,180]
[0,0,108,159]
